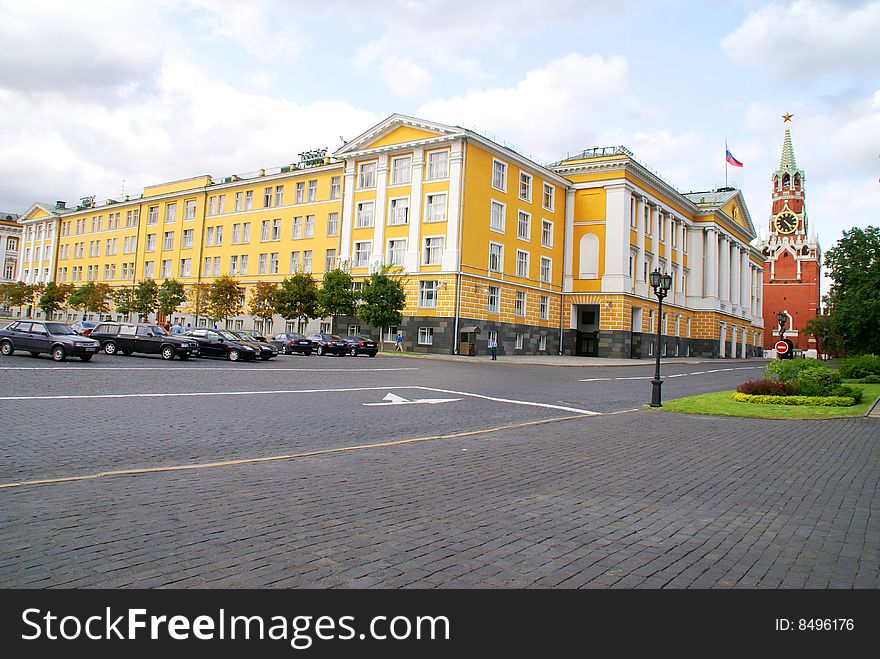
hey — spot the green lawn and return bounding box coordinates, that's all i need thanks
[656,384,880,420]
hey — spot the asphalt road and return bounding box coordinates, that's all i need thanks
[0,351,877,589]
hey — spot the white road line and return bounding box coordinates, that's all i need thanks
[578,366,762,383]
[0,366,417,373]
[0,384,599,415]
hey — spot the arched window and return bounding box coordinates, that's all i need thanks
[578,234,599,279]
[793,174,800,189]
[782,173,790,188]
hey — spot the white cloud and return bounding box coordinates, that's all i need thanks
[721,0,880,79]
[380,56,433,98]
[418,53,630,161]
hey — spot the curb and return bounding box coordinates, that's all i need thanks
[866,395,880,418]
[378,351,769,368]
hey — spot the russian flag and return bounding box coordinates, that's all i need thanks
[726,148,743,167]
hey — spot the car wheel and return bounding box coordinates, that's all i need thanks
[52,346,66,362]
[80,354,93,362]
[0,340,13,356]
[161,345,175,360]
[350,347,358,357]
[104,341,117,355]
[228,348,241,362]
[281,345,289,355]
[317,346,325,356]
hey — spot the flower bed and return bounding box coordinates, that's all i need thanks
[731,392,856,407]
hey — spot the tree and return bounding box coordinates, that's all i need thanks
[318,268,357,330]
[272,273,320,330]
[158,279,187,319]
[188,283,211,325]
[68,282,111,315]
[5,281,34,316]
[39,282,73,318]
[248,281,279,330]
[824,226,880,355]
[112,287,137,320]
[208,275,245,327]
[357,266,406,333]
[132,279,159,321]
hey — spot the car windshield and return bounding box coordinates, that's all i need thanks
[45,323,77,335]
[239,332,257,341]
[218,331,239,341]
[290,334,306,340]
[151,326,168,335]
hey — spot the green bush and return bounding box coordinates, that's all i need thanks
[795,366,841,396]
[732,392,856,407]
[830,385,863,403]
[857,374,880,384]
[765,358,827,383]
[838,355,880,380]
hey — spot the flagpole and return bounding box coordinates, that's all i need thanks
[725,139,728,188]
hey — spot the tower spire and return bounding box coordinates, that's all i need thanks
[779,113,797,171]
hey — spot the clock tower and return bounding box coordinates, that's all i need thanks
[758,114,822,354]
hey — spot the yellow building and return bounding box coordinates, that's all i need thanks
[16,114,764,358]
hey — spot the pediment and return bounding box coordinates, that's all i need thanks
[334,114,462,157]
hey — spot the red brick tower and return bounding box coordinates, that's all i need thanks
[759,114,821,354]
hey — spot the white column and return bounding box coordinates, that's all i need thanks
[687,226,703,298]
[705,228,718,301]
[731,244,741,311]
[563,187,574,292]
[442,140,464,271]
[718,236,730,303]
[371,154,389,272]
[601,184,631,292]
[740,249,750,315]
[339,161,356,262]
[635,195,646,296]
[404,148,424,273]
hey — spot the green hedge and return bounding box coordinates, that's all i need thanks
[838,355,880,380]
[732,392,856,407]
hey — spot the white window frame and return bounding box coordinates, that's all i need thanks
[490,200,506,233]
[541,219,553,248]
[426,149,449,180]
[418,280,438,308]
[515,249,529,278]
[387,238,406,266]
[423,236,444,266]
[492,159,507,192]
[327,212,339,236]
[390,155,412,185]
[356,201,375,228]
[515,333,524,350]
[542,183,555,212]
[388,197,410,226]
[418,327,434,345]
[539,295,549,320]
[514,291,526,317]
[488,242,504,273]
[358,161,377,189]
[519,172,532,202]
[540,256,552,283]
[487,286,500,314]
[353,241,372,268]
[424,193,447,223]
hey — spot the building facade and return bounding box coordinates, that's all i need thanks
[756,115,821,354]
[1,212,22,284]
[17,114,765,357]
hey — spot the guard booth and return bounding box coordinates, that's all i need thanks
[459,326,481,356]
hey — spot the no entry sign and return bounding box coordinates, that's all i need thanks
[775,340,789,355]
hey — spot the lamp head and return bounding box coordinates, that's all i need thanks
[649,269,661,289]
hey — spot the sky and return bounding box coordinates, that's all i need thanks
[0,0,878,295]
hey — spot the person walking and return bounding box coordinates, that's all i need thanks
[395,331,404,352]
[489,337,497,360]
[171,320,182,334]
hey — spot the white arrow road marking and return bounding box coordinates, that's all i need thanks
[364,392,462,406]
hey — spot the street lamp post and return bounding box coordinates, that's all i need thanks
[649,268,673,408]
[776,311,787,340]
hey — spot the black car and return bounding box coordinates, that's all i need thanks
[0,320,101,361]
[183,328,257,361]
[341,335,378,357]
[308,333,349,356]
[229,330,278,360]
[270,332,314,355]
[90,322,200,360]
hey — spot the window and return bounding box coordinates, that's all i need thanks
[307,180,317,203]
[208,196,217,216]
[260,220,270,241]
[515,333,524,350]
[212,257,221,277]
[517,211,530,240]
[264,187,273,208]
[542,183,555,211]
[182,229,194,249]
[258,253,267,275]
[423,237,443,266]
[107,213,120,230]
[418,280,438,308]
[125,209,139,228]
[214,225,223,246]
[165,203,177,224]
[519,172,532,201]
[295,182,304,204]
[327,212,338,236]
[270,252,279,274]
[647,207,654,234]
[671,219,677,247]
[289,251,300,272]
[292,216,302,239]
[630,197,637,228]
[487,286,500,313]
[515,250,529,277]
[418,327,434,345]
[391,156,411,185]
[330,176,341,199]
[163,231,174,250]
[515,291,526,317]
[538,335,547,351]
[540,257,552,283]
[161,260,172,278]
[353,241,372,268]
[426,150,449,179]
[234,192,244,212]
[490,201,505,232]
[389,198,409,225]
[245,190,253,210]
[180,258,191,277]
[356,201,374,228]
[539,295,549,320]
[304,216,314,238]
[239,255,248,275]
[325,249,336,272]
[229,255,238,275]
[272,219,282,240]
[424,194,446,223]
[184,200,196,220]
[489,243,504,273]
[541,220,553,248]
[358,161,377,188]
[492,160,507,191]
[659,213,666,241]
[232,224,241,244]
[387,239,406,266]
[242,222,250,242]
[302,250,312,273]
[275,185,284,207]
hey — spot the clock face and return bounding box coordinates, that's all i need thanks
[775,212,797,234]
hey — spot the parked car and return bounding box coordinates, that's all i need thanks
[0,319,100,361]
[228,330,278,360]
[270,332,314,355]
[90,322,200,360]
[183,328,257,361]
[71,320,98,335]
[308,333,350,356]
[342,335,378,357]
